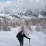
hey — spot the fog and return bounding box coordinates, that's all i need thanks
[0,0,46,12]
[19,0,46,10]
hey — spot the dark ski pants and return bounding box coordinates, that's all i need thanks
[19,41,23,46]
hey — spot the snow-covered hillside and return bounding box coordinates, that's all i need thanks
[0,27,46,46]
[0,0,46,18]
[0,0,46,46]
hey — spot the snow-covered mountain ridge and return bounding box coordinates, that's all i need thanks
[0,1,46,33]
[0,1,46,18]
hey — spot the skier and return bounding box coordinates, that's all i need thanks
[16,31,31,46]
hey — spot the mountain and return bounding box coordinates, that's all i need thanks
[0,1,46,19]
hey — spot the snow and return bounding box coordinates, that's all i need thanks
[0,13,16,20]
[0,27,46,46]
[0,13,6,16]
[22,16,31,20]
[38,14,46,18]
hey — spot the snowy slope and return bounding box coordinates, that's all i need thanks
[0,27,46,46]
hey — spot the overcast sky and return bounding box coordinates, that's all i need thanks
[18,0,46,10]
[0,0,46,10]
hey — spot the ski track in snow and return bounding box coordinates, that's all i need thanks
[0,27,46,46]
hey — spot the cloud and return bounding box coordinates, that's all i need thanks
[19,0,44,10]
[18,0,23,5]
[0,0,45,12]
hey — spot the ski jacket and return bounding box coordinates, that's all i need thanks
[16,32,30,41]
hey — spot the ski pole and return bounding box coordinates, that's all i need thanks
[29,39,30,46]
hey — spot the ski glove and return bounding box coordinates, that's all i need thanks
[29,38,31,40]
